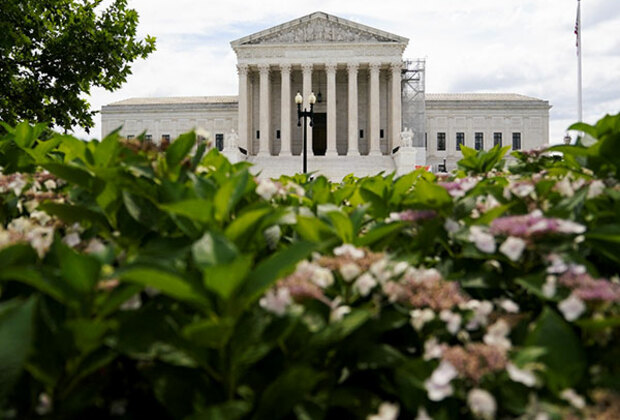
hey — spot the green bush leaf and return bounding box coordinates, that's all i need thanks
[166,131,196,167]
[120,267,208,305]
[203,254,253,299]
[183,318,234,349]
[0,297,36,402]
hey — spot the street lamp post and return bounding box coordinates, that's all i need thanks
[295,91,316,174]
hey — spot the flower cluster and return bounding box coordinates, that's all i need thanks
[490,210,586,238]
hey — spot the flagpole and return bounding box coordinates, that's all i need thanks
[577,0,583,122]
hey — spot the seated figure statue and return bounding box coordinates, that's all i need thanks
[400,127,414,148]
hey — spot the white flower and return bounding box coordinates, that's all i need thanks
[444,218,460,234]
[439,309,462,335]
[259,288,292,316]
[499,236,527,262]
[560,389,586,409]
[367,402,399,420]
[279,211,297,225]
[256,179,280,200]
[558,294,586,321]
[425,361,458,401]
[43,179,57,190]
[464,300,494,329]
[263,225,281,250]
[120,294,142,311]
[62,232,81,248]
[85,238,106,254]
[30,210,52,225]
[411,308,436,332]
[587,180,605,199]
[507,363,537,387]
[385,212,401,223]
[393,261,409,276]
[423,337,444,360]
[499,299,520,313]
[27,226,54,258]
[546,254,568,274]
[339,262,361,282]
[483,319,512,350]
[354,273,377,296]
[370,259,391,283]
[469,226,496,254]
[556,220,586,235]
[8,174,27,196]
[467,388,497,419]
[415,407,433,420]
[542,275,557,298]
[330,305,352,322]
[554,178,575,197]
[334,243,365,259]
[310,266,334,289]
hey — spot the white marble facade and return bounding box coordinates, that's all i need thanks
[101,12,551,179]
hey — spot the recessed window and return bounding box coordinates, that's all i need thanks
[380,129,384,138]
[475,132,483,151]
[161,134,171,142]
[493,132,502,147]
[145,134,152,142]
[359,129,364,139]
[437,132,446,151]
[127,135,135,140]
[512,132,521,150]
[215,133,224,151]
[276,130,281,139]
[456,132,464,151]
[256,130,260,139]
[425,132,428,148]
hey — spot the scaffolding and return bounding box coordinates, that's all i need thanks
[401,59,426,148]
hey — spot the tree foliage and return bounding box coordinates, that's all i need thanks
[0,0,155,132]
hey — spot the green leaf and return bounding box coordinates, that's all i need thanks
[189,401,251,420]
[204,255,253,299]
[310,309,370,348]
[183,318,234,348]
[159,198,213,223]
[192,232,239,268]
[524,307,586,391]
[294,215,336,243]
[0,297,36,402]
[120,267,208,305]
[56,241,101,295]
[93,131,120,167]
[326,210,354,243]
[214,169,250,222]
[225,207,272,243]
[357,222,404,247]
[254,365,323,420]
[239,241,315,300]
[413,179,452,208]
[0,267,71,304]
[166,131,196,167]
[38,202,109,227]
[122,190,163,227]
[42,162,96,189]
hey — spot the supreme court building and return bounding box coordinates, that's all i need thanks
[101,12,551,179]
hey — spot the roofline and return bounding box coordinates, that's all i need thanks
[231,11,408,48]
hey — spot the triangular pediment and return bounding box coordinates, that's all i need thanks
[231,12,408,47]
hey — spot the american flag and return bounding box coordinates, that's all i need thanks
[575,1,581,49]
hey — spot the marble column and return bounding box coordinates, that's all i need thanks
[280,64,292,155]
[390,61,402,150]
[369,62,381,156]
[258,64,271,156]
[326,63,337,156]
[301,63,313,153]
[347,63,359,155]
[237,64,249,152]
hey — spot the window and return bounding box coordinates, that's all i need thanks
[215,133,224,151]
[475,132,483,150]
[127,135,135,140]
[256,130,260,139]
[456,132,465,151]
[145,134,152,142]
[512,132,521,150]
[359,129,364,139]
[276,130,281,139]
[425,132,428,148]
[161,134,171,143]
[380,129,384,139]
[493,132,502,147]
[437,132,446,151]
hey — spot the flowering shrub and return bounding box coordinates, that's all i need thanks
[0,113,619,419]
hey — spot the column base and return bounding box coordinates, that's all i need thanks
[325,150,338,157]
[368,150,382,157]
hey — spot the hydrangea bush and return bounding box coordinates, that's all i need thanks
[0,114,619,419]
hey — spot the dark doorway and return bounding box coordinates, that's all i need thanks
[312,113,327,156]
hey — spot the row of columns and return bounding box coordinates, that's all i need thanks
[237,62,402,156]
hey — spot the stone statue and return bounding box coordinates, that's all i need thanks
[226,128,238,150]
[401,128,414,148]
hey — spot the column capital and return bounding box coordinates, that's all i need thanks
[369,62,382,73]
[279,63,292,73]
[347,62,359,73]
[237,64,249,76]
[390,61,403,71]
[301,62,314,74]
[258,64,271,74]
[325,63,338,74]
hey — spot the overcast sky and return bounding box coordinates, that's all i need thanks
[76,0,620,145]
